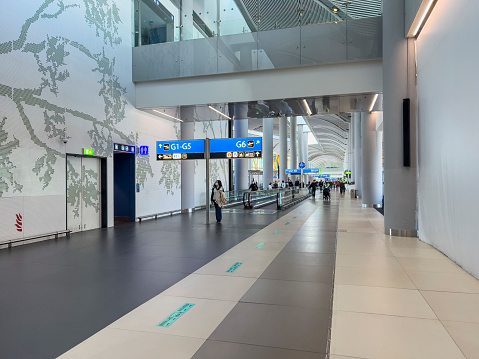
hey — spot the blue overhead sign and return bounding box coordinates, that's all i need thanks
[286,168,320,174]
[210,137,262,159]
[156,140,205,160]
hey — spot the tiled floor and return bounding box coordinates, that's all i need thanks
[330,197,479,359]
[5,192,479,359]
[59,198,338,359]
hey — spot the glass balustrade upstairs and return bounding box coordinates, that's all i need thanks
[133,0,382,81]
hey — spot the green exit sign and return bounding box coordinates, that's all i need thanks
[83,148,94,156]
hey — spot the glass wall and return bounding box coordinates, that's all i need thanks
[132,0,383,80]
[134,0,382,46]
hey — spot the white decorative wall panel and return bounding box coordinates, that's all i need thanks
[0,0,180,241]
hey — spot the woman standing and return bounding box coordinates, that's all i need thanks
[211,179,224,222]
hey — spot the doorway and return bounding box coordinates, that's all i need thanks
[66,155,106,233]
[113,152,136,223]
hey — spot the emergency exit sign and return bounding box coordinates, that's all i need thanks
[83,148,94,156]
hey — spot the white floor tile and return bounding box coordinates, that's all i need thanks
[407,271,479,293]
[57,329,205,359]
[389,247,446,259]
[335,266,416,289]
[443,321,479,359]
[331,311,465,359]
[336,254,403,270]
[421,291,479,322]
[334,285,436,319]
[162,273,256,301]
[109,295,236,339]
[397,257,463,273]
[195,257,274,278]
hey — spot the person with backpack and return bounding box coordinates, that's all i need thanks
[211,180,225,222]
[308,180,318,198]
[249,180,258,191]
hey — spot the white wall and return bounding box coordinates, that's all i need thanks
[0,0,180,241]
[416,0,479,278]
[135,60,383,108]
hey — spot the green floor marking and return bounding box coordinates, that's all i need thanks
[285,222,290,225]
[274,230,281,234]
[226,262,243,273]
[256,242,266,248]
[158,303,195,327]
[293,216,297,219]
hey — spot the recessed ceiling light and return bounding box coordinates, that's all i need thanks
[208,106,231,119]
[153,109,183,122]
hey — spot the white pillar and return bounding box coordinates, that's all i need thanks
[303,131,309,169]
[234,103,249,190]
[361,112,383,207]
[263,117,274,187]
[383,0,418,236]
[349,120,355,183]
[353,112,362,197]
[180,107,195,210]
[279,117,288,182]
[298,124,304,166]
[290,116,298,169]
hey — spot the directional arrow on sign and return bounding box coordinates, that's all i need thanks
[158,144,162,148]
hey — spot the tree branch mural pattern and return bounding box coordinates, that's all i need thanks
[0,0,180,214]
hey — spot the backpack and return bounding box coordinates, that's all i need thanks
[252,183,258,191]
[218,191,228,208]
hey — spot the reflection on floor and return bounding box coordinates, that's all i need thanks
[0,203,300,359]
[59,197,338,358]
[4,193,479,359]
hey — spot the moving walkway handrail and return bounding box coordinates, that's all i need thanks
[277,188,311,209]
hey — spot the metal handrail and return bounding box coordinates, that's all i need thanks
[0,230,71,249]
[277,188,311,209]
[137,210,182,222]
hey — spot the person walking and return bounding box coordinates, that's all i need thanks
[211,180,225,222]
[309,180,318,198]
[249,180,258,191]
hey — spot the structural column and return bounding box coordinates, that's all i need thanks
[297,124,304,165]
[180,107,195,211]
[349,120,355,183]
[303,131,309,169]
[353,112,362,197]
[361,112,383,207]
[279,117,288,182]
[290,116,298,169]
[383,0,418,236]
[234,103,249,190]
[263,117,274,187]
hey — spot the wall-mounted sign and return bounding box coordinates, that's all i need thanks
[139,146,149,156]
[114,143,136,154]
[210,137,262,159]
[83,148,94,156]
[156,140,205,160]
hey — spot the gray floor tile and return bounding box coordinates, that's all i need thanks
[260,261,334,283]
[241,278,332,309]
[209,302,330,353]
[283,242,336,254]
[192,340,325,359]
[274,252,335,267]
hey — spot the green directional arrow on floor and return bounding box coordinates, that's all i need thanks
[256,242,266,249]
[274,230,281,234]
[285,222,290,225]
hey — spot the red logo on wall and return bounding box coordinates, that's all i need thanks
[15,213,23,232]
